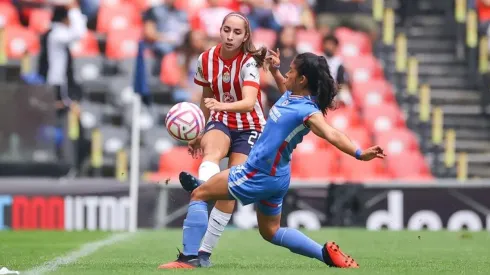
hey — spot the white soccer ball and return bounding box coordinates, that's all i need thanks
[165,102,205,142]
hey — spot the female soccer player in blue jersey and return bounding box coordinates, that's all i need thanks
[159,50,386,269]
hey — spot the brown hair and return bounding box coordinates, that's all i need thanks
[221,12,267,68]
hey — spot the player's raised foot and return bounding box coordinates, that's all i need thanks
[158,250,201,269]
[179,171,204,192]
[322,242,359,268]
[198,251,213,267]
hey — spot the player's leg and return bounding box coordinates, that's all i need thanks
[256,185,359,268]
[158,169,232,269]
[198,152,246,263]
[198,123,231,182]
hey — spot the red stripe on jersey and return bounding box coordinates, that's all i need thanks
[202,50,209,84]
[243,81,260,90]
[194,78,210,87]
[212,46,220,121]
[271,141,288,176]
[222,59,236,129]
[233,53,248,130]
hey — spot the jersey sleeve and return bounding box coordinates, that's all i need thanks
[300,103,322,124]
[240,57,260,89]
[194,53,210,87]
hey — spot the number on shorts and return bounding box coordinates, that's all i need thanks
[248,131,261,147]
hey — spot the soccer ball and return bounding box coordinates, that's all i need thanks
[165,102,205,142]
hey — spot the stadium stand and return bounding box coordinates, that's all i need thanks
[3,0,489,182]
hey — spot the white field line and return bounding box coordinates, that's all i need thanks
[24,232,135,275]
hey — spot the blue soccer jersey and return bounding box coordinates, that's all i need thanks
[246,91,321,176]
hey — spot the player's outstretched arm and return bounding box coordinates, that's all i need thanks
[266,48,287,94]
[306,113,386,161]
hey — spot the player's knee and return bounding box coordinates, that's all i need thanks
[214,200,235,214]
[190,187,205,201]
[259,225,279,242]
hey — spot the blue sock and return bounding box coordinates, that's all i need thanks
[182,200,208,256]
[270,228,324,262]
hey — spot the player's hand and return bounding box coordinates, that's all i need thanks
[266,48,281,73]
[204,98,225,112]
[188,134,203,159]
[360,145,386,161]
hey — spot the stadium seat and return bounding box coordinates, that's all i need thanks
[352,80,396,110]
[343,127,372,149]
[339,153,390,182]
[100,0,124,7]
[362,103,406,134]
[296,132,328,152]
[70,31,100,58]
[375,128,420,157]
[143,128,176,155]
[343,55,383,84]
[253,28,278,50]
[73,56,103,83]
[175,0,209,18]
[99,125,130,156]
[105,29,141,60]
[80,101,106,136]
[133,0,161,11]
[325,106,361,131]
[160,52,181,86]
[5,26,40,58]
[0,2,20,27]
[96,3,142,34]
[386,151,433,181]
[334,27,372,58]
[296,29,322,53]
[157,146,200,180]
[291,149,340,181]
[28,9,52,34]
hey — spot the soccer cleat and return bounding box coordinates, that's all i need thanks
[179,171,204,192]
[158,250,201,269]
[198,251,213,268]
[322,242,359,268]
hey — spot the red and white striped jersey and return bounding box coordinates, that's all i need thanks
[193,44,266,132]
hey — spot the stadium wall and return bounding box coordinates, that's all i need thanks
[0,179,489,232]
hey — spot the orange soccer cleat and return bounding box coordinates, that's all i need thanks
[158,250,201,269]
[322,242,360,268]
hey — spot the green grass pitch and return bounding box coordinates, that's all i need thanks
[1,229,489,274]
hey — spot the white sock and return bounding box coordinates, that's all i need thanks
[198,161,221,181]
[199,207,232,254]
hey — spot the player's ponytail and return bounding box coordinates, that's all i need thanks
[293,53,338,115]
[222,12,267,68]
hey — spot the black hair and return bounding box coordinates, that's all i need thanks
[293,52,338,115]
[322,34,339,46]
[52,6,69,23]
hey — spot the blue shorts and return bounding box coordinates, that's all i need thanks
[228,163,290,216]
[204,121,261,156]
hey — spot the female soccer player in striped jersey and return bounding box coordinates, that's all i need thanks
[175,12,267,267]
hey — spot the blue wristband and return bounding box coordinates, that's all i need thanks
[355,149,362,160]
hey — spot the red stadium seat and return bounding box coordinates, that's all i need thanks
[253,28,277,50]
[100,0,124,7]
[339,154,390,182]
[352,80,396,109]
[0,2,20,27]
[160,52,181,86]
[175,0,209,18]
[291,149,340,180]
[296,132,328,153]
[343,55,383,84]
[362,103,406,134]
[386,151,433,181]
[157,146,200,180]
[335,27,372,58]
[28,9,52,34]
[296,29,322,53]
[5,26,40,59]
[96,3,142,34]
[105,29,141,60]
[325,106,361,131]
[70,31,100,57]
[343,127,372,149]
[375,128,420,156]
